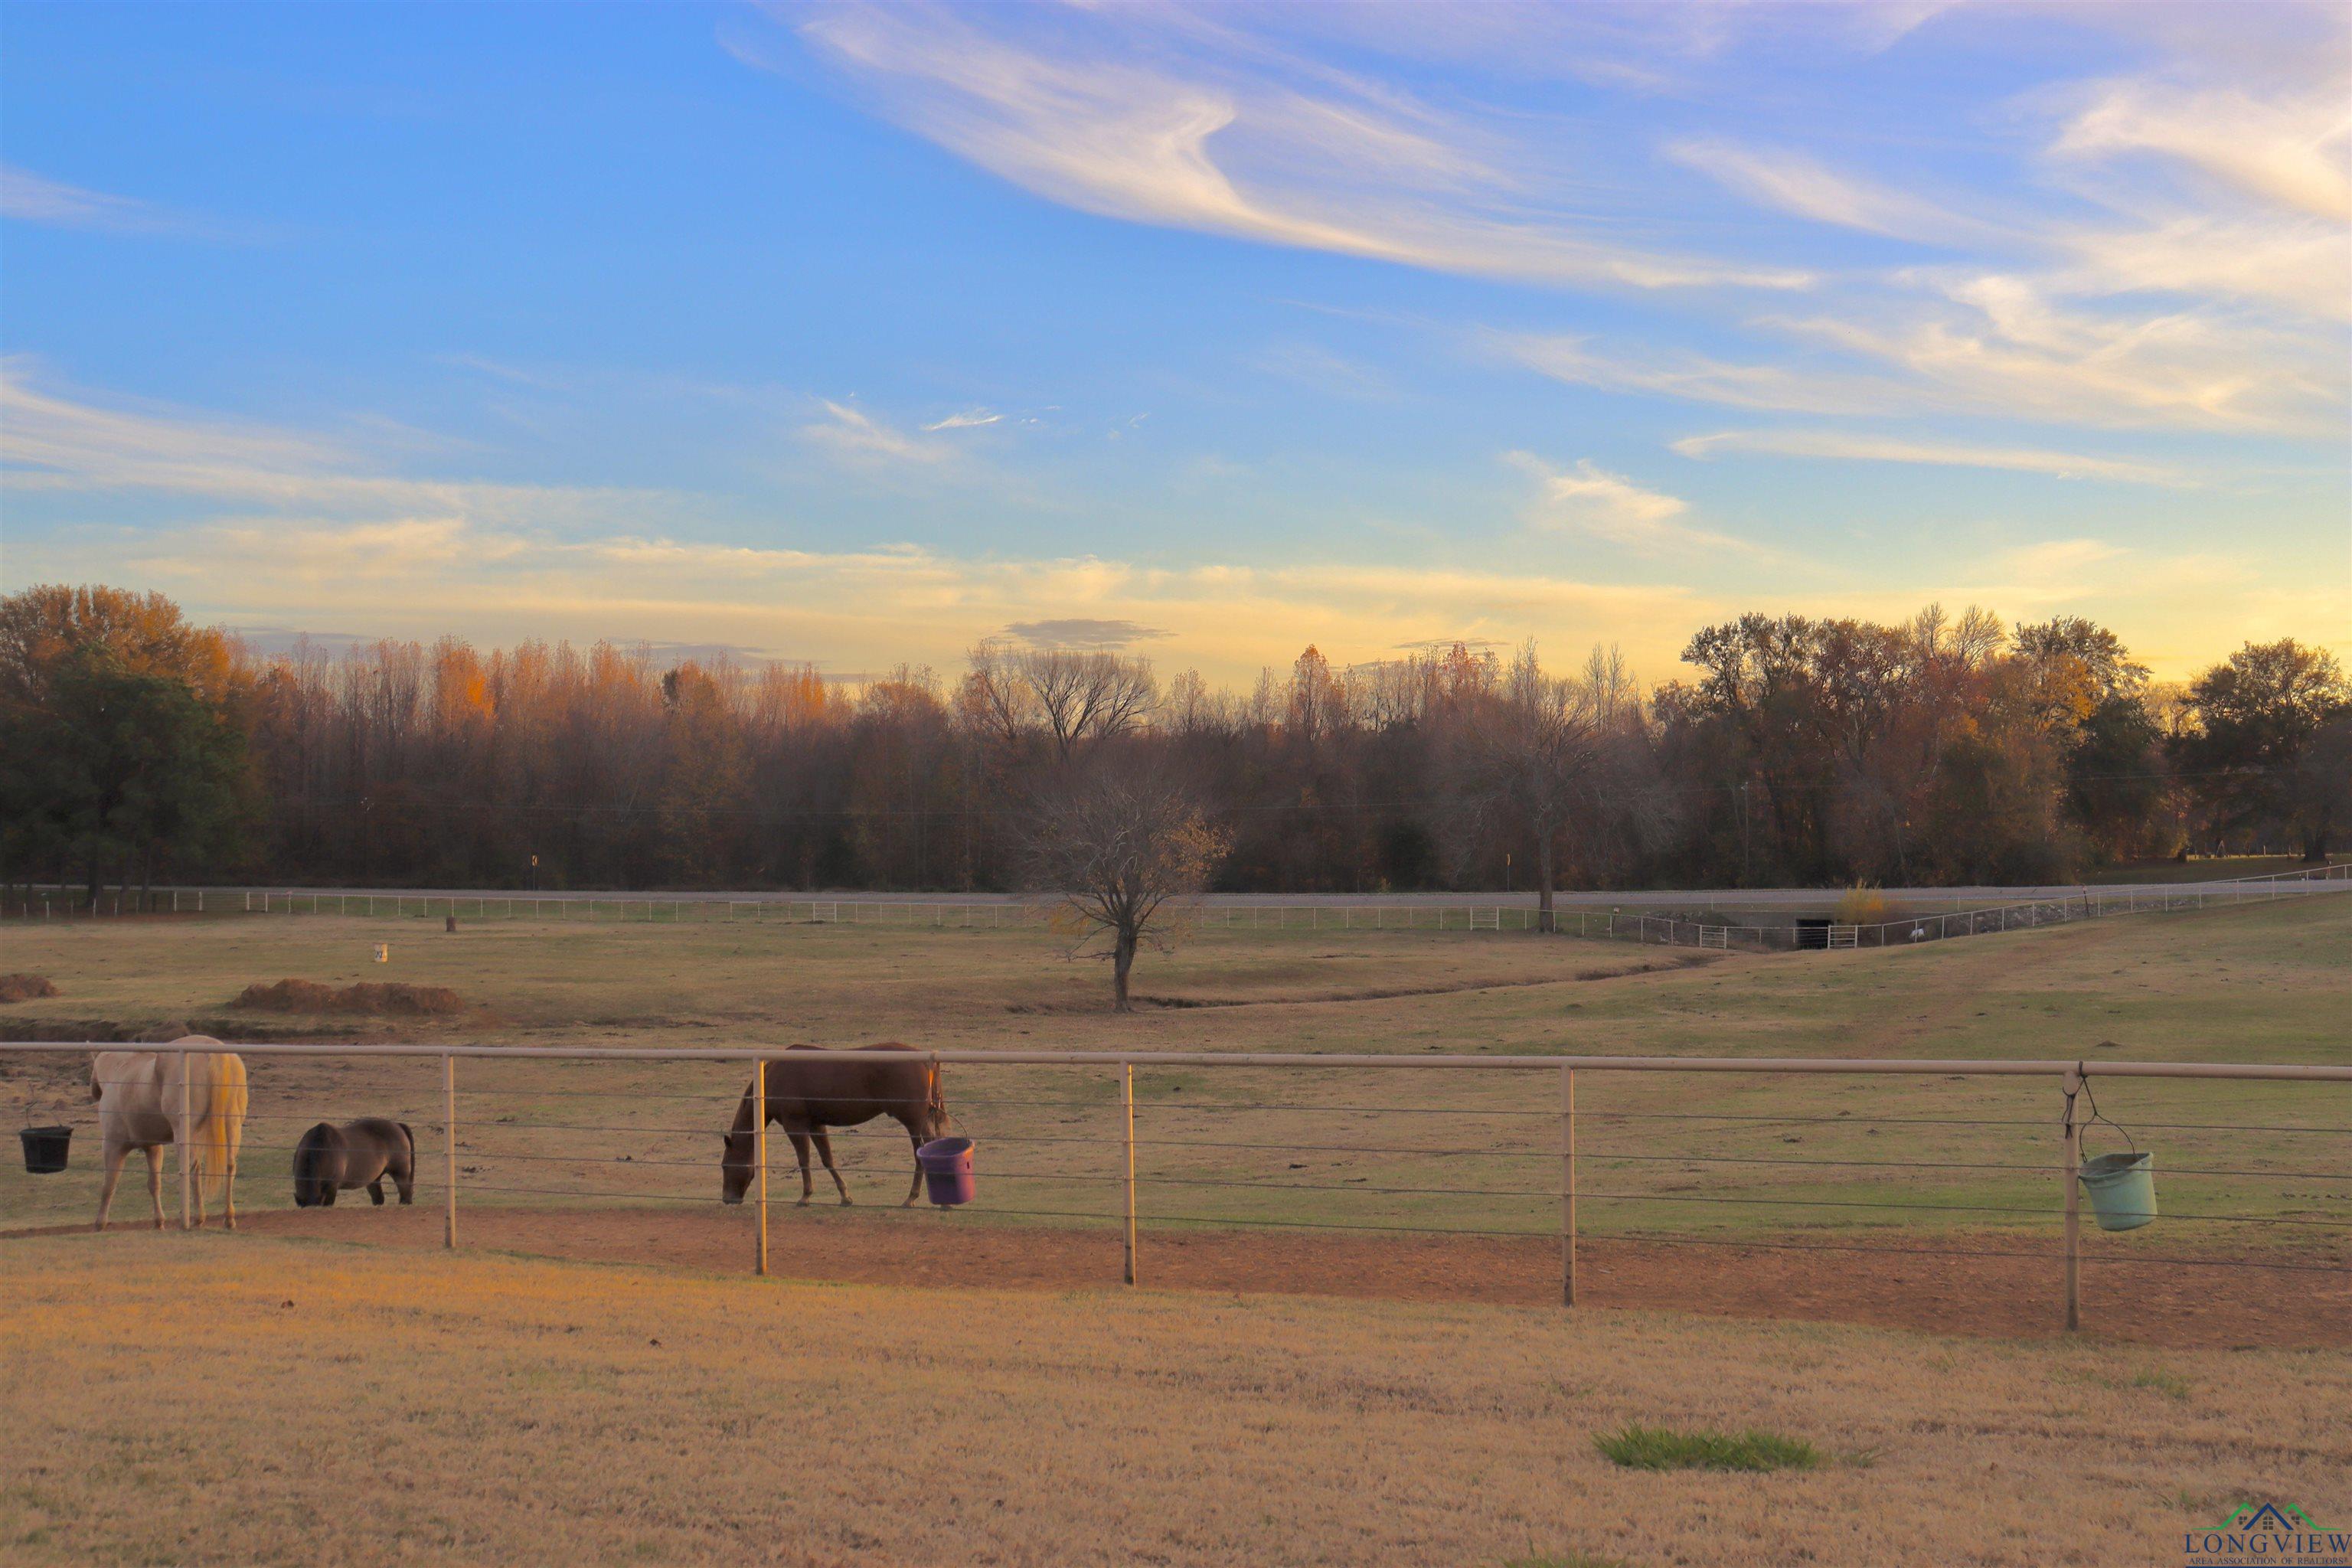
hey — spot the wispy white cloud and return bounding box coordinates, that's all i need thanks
[1507,451,1774,561]
[923,409,1002,431]
[1493,332,1913,417]
[1766,272,2346,433]
[1249,340,1393,399]
[800,398,958,465]
[0,359,675,524]
[0,165,244,240]
[2034,73,2352,325]
[2053,82,2352,220]
[1501,271,2343,436]
[1671,428,2197,487]
[1663,138,1997,244]
[782,5,1811,293]
[2053,213,2351,323]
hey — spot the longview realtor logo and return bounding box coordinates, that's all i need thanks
[2185,1503,2350,1567]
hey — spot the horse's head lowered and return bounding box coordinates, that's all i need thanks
[719,1062,953,1204]
[720,1127,756,1207]
[292,1122,340,1207]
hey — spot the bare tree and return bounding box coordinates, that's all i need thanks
[1018,750,1230,1011]
[961,643,1157,765]
[1465,641,1598,933]
[1567,644,1677,887]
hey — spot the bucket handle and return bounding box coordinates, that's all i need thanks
[2069,1065,2139,1158]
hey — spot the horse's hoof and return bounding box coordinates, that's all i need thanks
[795,1198,810,1208]
[838,1198,853,1207]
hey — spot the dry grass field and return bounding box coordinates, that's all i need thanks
[1,898,2346,1566]
[6,1232,2347,1568]
[2,895,2344,1247]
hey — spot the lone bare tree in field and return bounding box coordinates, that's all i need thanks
[1019,752,1230,1011]
[1465,641,1599,933]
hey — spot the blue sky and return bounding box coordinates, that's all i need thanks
[4,2,2345,684]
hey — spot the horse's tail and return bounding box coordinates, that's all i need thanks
[191,1054,249,1199]
[398,1122,416,1170]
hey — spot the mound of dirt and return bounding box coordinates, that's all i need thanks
[234,979,467,1017]
[0,974,60,1004]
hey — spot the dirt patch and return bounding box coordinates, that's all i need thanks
[0,1016,365,1044]
[0,974,60,1004]
[234,979,468,1017]
[1121,957,1722,1011]
[54,1204,2339,1351]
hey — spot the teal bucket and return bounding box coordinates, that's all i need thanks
[2079,1152,2158,1232]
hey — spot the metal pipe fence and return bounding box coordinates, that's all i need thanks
[5,1041,2346,1335]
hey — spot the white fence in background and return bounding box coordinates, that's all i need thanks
[6,862,2346,956]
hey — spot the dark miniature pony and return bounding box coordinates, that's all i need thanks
[292,1118,416,1207]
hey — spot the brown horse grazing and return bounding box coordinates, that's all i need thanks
[720,1044,949,1208]
[292,1119,416,1207]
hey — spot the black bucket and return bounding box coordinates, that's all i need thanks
[20,1125,72,1174]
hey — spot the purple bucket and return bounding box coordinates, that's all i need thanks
[916,1137,975,1207]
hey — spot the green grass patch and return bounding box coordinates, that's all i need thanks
[1593,1424,1823,1473]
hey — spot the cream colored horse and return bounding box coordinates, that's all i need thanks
[92,1040,249,1231]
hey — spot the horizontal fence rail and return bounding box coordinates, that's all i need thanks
[7,863,2344,960]
[9,1041,2352,1076]
[5,1040,2345,1338]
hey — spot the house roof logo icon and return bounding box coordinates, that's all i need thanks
[2220,1503,2314,1533]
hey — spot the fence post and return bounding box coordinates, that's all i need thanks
[443,1054,458,1249]
[754,1056,769,1277]
[179,1054,194,1230]
[1122,1059,1138,1286]
[2061,1063,2082,1332]
[1560,1064,1576,1308]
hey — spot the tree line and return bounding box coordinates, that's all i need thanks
[4,583,2347,910]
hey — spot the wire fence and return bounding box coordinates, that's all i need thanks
[5,861,2347,959]
[5,1042,2346,1334]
